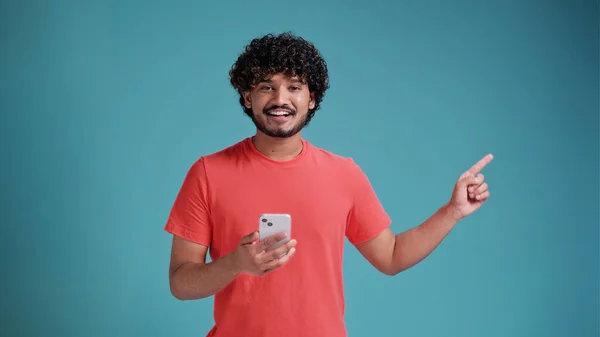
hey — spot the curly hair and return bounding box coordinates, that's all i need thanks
[229,32,330,120]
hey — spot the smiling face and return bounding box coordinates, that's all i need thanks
[243,73,316,138]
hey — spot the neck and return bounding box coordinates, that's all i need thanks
[252,132,304,161]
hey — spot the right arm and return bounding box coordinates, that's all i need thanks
[165,158,296,300]
[166,158,241,301]
[168,231,296,301]
[168,235,239,301]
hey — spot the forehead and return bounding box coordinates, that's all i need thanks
[259,72,305,83]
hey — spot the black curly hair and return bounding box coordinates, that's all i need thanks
[229,32,330,123]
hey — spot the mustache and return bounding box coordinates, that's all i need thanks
[263,105,296,115]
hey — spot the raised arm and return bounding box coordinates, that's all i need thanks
[355,154,493,276]
[355,204,461,275]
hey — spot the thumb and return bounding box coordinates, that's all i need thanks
[240,230,259,245]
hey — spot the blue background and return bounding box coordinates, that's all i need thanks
[1,1,598,336]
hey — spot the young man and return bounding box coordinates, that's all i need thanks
[165,32,493,337]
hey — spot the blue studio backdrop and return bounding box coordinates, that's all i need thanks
[1,1,598,336]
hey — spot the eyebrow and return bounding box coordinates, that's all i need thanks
[258,78,305,84]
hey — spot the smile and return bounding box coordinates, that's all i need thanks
[266,110,293,117]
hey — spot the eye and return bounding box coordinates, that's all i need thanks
[289,86,301,91]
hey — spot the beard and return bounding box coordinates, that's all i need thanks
[250,105,310,138]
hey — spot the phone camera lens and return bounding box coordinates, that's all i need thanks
[261,218,267,223]
[267,222,273,226]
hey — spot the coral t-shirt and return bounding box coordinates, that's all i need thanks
[164,137,391,337]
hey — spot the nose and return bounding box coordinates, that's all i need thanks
[271,87,290,106]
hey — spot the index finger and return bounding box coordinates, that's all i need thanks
[467,154,494,174]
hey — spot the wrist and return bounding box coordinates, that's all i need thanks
[224,249,242,276]
[441,202,463,224]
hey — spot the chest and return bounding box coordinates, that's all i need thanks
[206,165,353,257]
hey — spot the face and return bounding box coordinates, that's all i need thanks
[244,73,316,138]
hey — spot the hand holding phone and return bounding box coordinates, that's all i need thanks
[229,214,295,276]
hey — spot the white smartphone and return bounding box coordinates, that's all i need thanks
[258,213,291,250]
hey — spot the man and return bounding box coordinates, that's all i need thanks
[165,32,492,337]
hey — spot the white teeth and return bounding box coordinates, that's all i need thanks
[269,111,291,116]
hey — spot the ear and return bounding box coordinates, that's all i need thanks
[243,91,252,109]
[309,92,316,110]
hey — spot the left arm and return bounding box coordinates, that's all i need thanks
[355,154,493,276]
[356,203,461,276]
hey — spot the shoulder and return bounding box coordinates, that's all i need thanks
[186,138,250,175]
[205,137,249,161]
[306,141,363,175]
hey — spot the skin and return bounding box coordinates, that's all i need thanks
[168,72,493,301]
[243,73,316,160]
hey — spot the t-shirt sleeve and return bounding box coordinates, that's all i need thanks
[164,157,212,246]
[345,159,391,245]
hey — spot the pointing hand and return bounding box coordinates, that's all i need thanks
[447,154,493,220]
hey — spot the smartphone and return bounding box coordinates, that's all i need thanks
[258,213,291,250]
